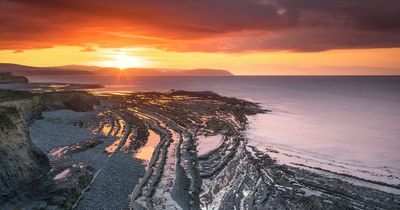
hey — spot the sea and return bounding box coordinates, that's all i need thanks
[27,75,400,186]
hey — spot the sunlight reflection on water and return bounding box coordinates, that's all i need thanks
[135,130,160,161]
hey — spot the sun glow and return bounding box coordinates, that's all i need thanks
[101,52,148,69]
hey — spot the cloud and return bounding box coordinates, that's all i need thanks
[0,0,399,52]
[80,46,96,52]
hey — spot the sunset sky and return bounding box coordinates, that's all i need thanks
[1,0,399,75]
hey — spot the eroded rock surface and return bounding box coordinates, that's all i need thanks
[85,91,399,209]
[2,90,399,209]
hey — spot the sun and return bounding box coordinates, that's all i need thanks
[101,52,147,69]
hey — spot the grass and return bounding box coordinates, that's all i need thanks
[0,89,34,102]
[0,106,18,128]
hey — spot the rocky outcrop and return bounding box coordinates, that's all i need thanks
[0,72,28,84]
[0,91,43,123]
[40,91,100,112]
[0,90,100,123]
[0,89,99,207]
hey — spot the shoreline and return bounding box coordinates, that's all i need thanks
[0,83,399,209]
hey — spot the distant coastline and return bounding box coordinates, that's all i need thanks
[0,72,28,84]
[0,63,234,77]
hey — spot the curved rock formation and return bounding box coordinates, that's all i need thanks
[83,91,399,209]
[3,89,399,209]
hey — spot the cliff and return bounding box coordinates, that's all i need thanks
[0,106,50,201]
[0,90,99,122]
[0,90,99,204]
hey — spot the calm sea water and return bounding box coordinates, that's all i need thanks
[28,75,400,184]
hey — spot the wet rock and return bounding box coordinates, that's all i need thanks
[52,165,93,209]
[96,91,399,210]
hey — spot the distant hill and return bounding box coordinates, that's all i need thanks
[163,69,234,76]
[0,63,93,76]
[0,63,233,76]
[0,72,28,84]
[58,65,234,76]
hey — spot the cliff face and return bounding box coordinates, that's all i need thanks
[0,90,99,122]
[0,106,50,201]
[0,94,43,123]
[0,90,99,203]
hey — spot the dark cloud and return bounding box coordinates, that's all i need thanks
[0,0,399,52]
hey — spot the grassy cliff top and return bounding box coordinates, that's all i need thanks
[0,89,34,102]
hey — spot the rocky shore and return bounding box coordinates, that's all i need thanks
[0,89,99,209]
[1,88,399,209]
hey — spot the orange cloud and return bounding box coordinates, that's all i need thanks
[1,0,400,52]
